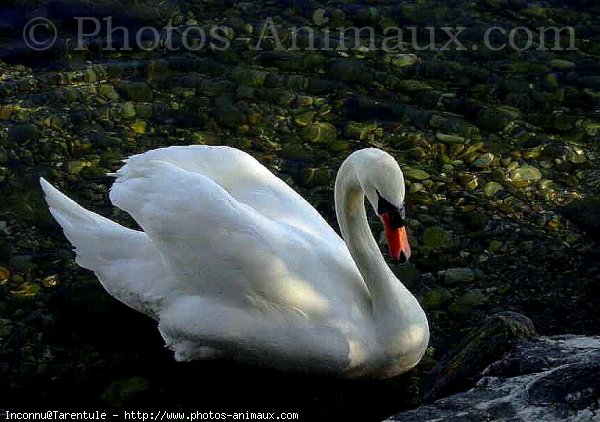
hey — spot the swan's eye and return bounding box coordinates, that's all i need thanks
[376,191,406,229]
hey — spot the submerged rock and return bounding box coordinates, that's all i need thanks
[443,267,476,285]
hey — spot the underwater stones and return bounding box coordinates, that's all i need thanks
[449,289,488,316]
[296,95,313,107]
[409,182,425,193]
[510,164,542,185]
[436,133,466,144]
[98,84,120,102]
[478,108,517,132]
[294,111,315,127]
[404,168,430,181]
[459,172,479,190]
[230,67,268,87]
[9,123,40,142]
[561,198,600,242]
[328,59,373,83]
[443,268,476,285]
[550,59,576,70]
[390,54,419,68]
[121,82,153,102]
[544,73,559,90]
[129,120,147,135]
[472,153,495,169]
[120,102,136,119]
[8,255,35,273]
[422,226,451,251]
[0,267,10,285]
[395,80,434,93]
[421,287,453,311]
[299,167,332,188]
[41,274,59,288]
[90,131,121,148]
[344,121,381,140]
[484,181,504,198]
[302,122,337,143]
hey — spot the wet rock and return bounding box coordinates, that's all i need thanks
[395,80,434,93]
[422,226,451,251]
[230,68,268,87]
[299,167,332,188]
[448,289,488,316]
[9,123,41,142]
[302,122,337,142]
[421,287,453,310]
[344,121,380,140]
[510,164,542,184]
[121,82,153,102]
[388,334,600,422]
[426,312,536,402]
[484,181,504,198]
[0,266,10,284]
[443,267,476,285]
[404,168,430,181]
[550,59,576,70]
[328,59,373,83]
[436,133,466,144]
[472,152,495,168]
[390,54,419,68]
[8,255,35,273]
[98,84,120,101]
[294,111,315,127]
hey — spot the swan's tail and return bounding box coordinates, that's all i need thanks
[40,178,172,317]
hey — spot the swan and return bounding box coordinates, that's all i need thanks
[40,146,429,378]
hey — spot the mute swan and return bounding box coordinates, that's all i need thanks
[40,146,429,378]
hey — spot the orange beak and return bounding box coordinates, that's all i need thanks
[380,213,411,263]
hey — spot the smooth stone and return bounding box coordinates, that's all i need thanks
[421,287,453,310]
[422,226,451,250]
[448,289,488,315]
[302,122,337,142]
[9,123,40,142]
[472,153,495,168]
[405,168,430,181]
[391,54,419,68]
[510,165,542,182]
[484,181,503,198]
[436,133,466,144]
[444,267,476,285]
[550,59,576,70]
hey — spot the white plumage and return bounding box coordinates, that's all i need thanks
[41,145,429,378]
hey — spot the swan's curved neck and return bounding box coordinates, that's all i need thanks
[334,158,427,339]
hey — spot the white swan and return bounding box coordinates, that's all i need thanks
[40,146,429,378]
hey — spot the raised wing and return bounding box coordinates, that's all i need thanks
[40,178,175,318]
[115,145,343,246]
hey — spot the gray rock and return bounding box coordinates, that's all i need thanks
[386,334,600,422]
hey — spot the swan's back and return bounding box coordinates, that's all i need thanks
[115,146,342,245]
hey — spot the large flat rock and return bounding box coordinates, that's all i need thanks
[386,336,600,421]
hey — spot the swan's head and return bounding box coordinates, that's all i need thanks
[351,148,411,264]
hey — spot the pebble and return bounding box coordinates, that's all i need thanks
[444,267,476,285]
